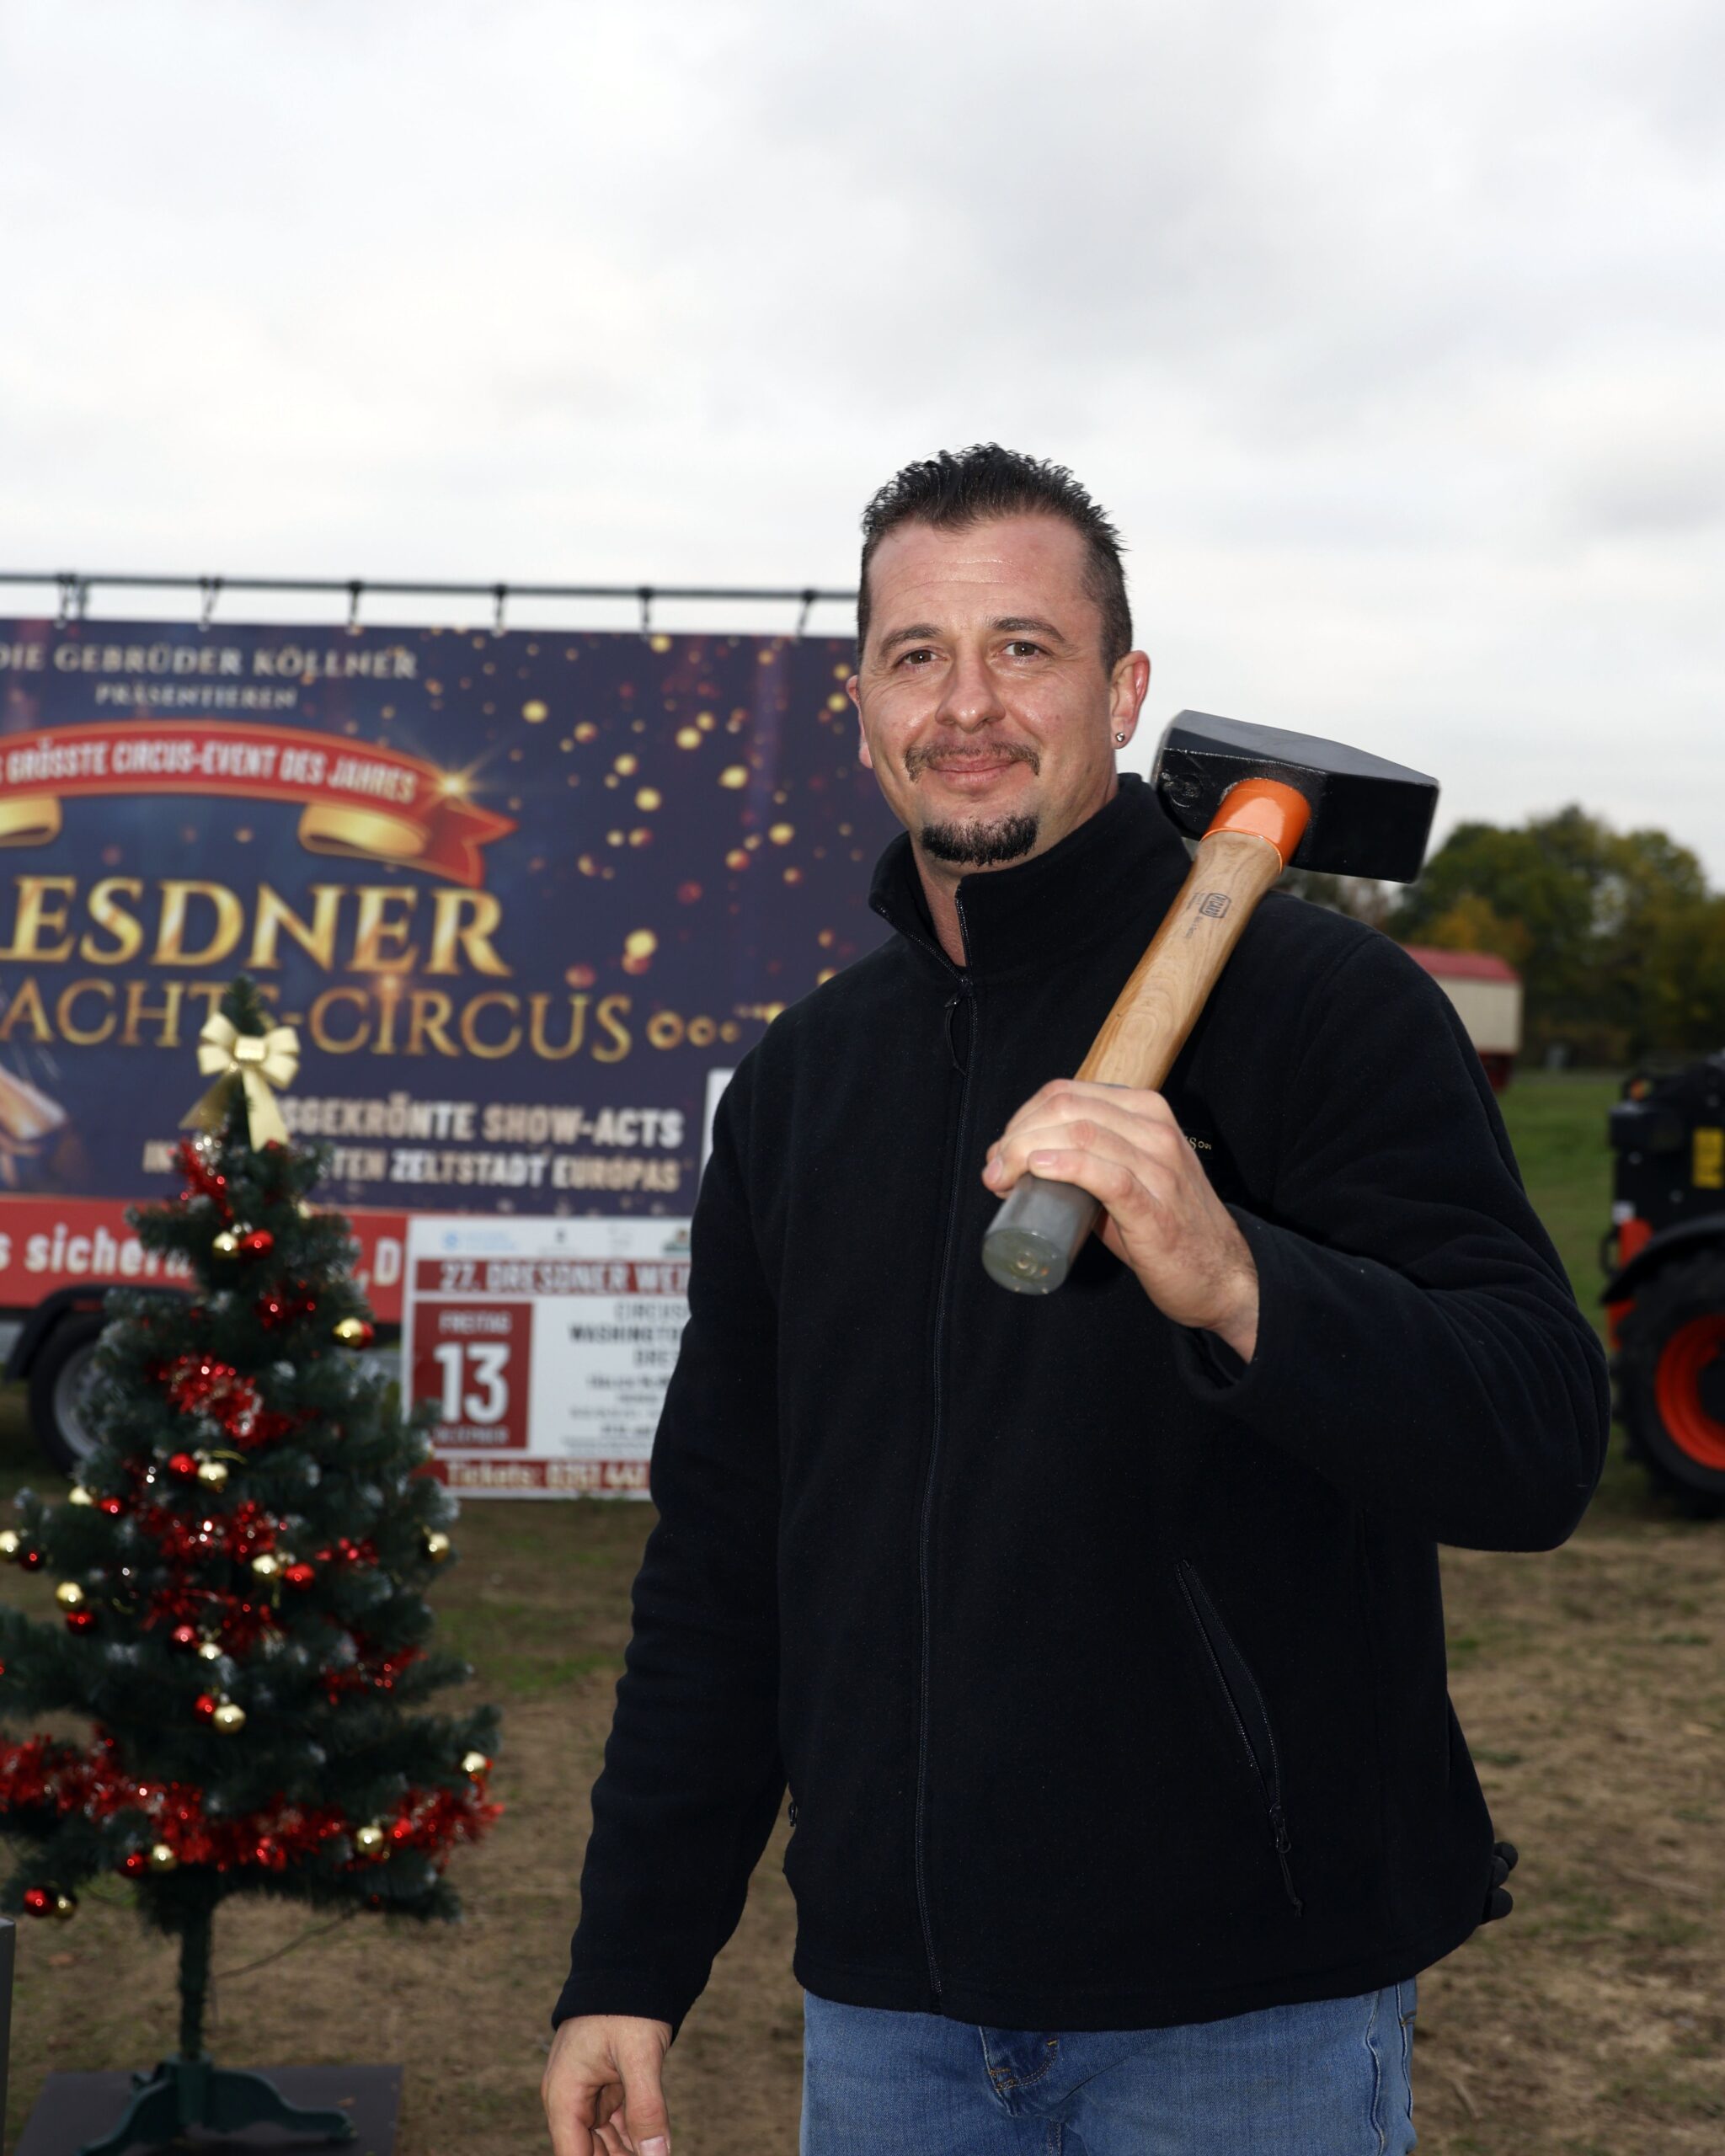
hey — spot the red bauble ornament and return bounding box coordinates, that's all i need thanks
[22,1886,53,1918]
[239,1229,274,1257]
[99,1496,125,1517]
[194,1693,217,1721]
[281,1562,316,1589]
[169,1623,200,1651]
[167,1452,198,1481]
[18,1549,41,1572]
[121,1851,149,1878]
[66,1608,96,1634]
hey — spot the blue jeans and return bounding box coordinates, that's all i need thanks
[801,1983,1418,2155]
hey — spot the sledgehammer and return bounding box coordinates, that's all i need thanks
[980,711,1438,1294]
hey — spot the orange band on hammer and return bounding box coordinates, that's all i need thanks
[1204,777,1311,865]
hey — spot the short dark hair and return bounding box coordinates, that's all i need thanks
[857,444,1133,669]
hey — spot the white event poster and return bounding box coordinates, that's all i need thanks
[402,1213,692,1497]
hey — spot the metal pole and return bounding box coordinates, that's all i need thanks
[179,1895,213,2063]
[0,1914,13,2136]
[0,571,857,609]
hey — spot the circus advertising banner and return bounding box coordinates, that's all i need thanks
[0,616,894,1481]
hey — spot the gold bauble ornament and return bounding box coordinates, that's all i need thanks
[148,1841,179,1872]
[332,1315,369,1348]
[0,1529,20,1561]
[250,1551,282,1580]
[196,1638,224,1662]
[55,1581,87,1609]
[211,1700,247,1734]
[424,1531,451,1562]
[211,1229,241,1257]
[52,1892,77,1921]
[353,1823,387,1857]
[461,1750,491,1777]
[68,1484,93,1508]
[196,1458,230,1491]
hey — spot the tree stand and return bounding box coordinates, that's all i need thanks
[79,1900,355,2155]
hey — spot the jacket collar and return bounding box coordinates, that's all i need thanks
[868,773,1193,983]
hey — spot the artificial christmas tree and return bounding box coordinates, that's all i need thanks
[0,978,499,2153]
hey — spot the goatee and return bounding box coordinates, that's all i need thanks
[919,814,1040,867]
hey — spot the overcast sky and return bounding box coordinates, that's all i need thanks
[2,0,1721,878]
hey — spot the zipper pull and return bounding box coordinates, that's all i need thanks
[943,975,973,1075]
[1268,1805,1303,1913]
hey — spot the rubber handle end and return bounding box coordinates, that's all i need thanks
[981,1175,1102,1295]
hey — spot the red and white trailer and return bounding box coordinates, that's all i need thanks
[1403,947,1525,1091]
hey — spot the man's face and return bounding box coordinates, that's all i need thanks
[849,513,1149,878]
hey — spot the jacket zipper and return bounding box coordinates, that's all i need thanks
[1175,1561,1303,1913]
[942,985,969,1074]
[914,903,975,2003]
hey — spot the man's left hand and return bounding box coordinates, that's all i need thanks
[983,1081,1259,1361]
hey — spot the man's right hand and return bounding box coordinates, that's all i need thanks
[542,2014,674,2156]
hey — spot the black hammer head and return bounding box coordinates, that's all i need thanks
[1151,710,1438,883]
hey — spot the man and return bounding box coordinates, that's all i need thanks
[544,446,1609,2154]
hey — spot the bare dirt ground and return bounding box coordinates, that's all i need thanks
[6,1075,1723,2153]
[1418,1519,1725,2154]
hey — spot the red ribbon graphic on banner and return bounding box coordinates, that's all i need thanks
[0,721,515,886]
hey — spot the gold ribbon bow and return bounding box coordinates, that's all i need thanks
[181,1014,302,1150]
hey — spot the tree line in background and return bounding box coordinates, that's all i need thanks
[1284,807,1725,1066]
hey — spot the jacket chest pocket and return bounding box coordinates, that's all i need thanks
[1174,1561,1303,1914]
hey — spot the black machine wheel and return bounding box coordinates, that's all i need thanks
[26,1310,108,1479]
[1618,1253,1725,1518]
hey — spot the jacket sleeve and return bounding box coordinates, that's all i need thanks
[1173,931,1610,1550]
[553,1061,783,2035]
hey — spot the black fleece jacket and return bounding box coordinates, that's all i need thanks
[555,775,1609,2036]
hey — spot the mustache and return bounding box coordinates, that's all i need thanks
[904,740,1041,780]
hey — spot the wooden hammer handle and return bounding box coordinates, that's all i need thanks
[1077,825,1288,1091]
[980,777,1310,1295]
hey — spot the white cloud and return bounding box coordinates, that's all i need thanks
[0,0,1721,873]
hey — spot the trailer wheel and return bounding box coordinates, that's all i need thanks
[26,1311,108,1480]
[1619,1256,1725,1516]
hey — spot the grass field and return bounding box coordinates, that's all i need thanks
[6,1070,1725,2153]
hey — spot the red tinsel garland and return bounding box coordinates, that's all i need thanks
[0,1734,499,1875]
[324,1638,421,1702]
[385,1780,503,1854]
[131,1497,380,1647]
[158,1355,262,1444]
[174,1138,231,1218]
[152,1353,298,1453]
